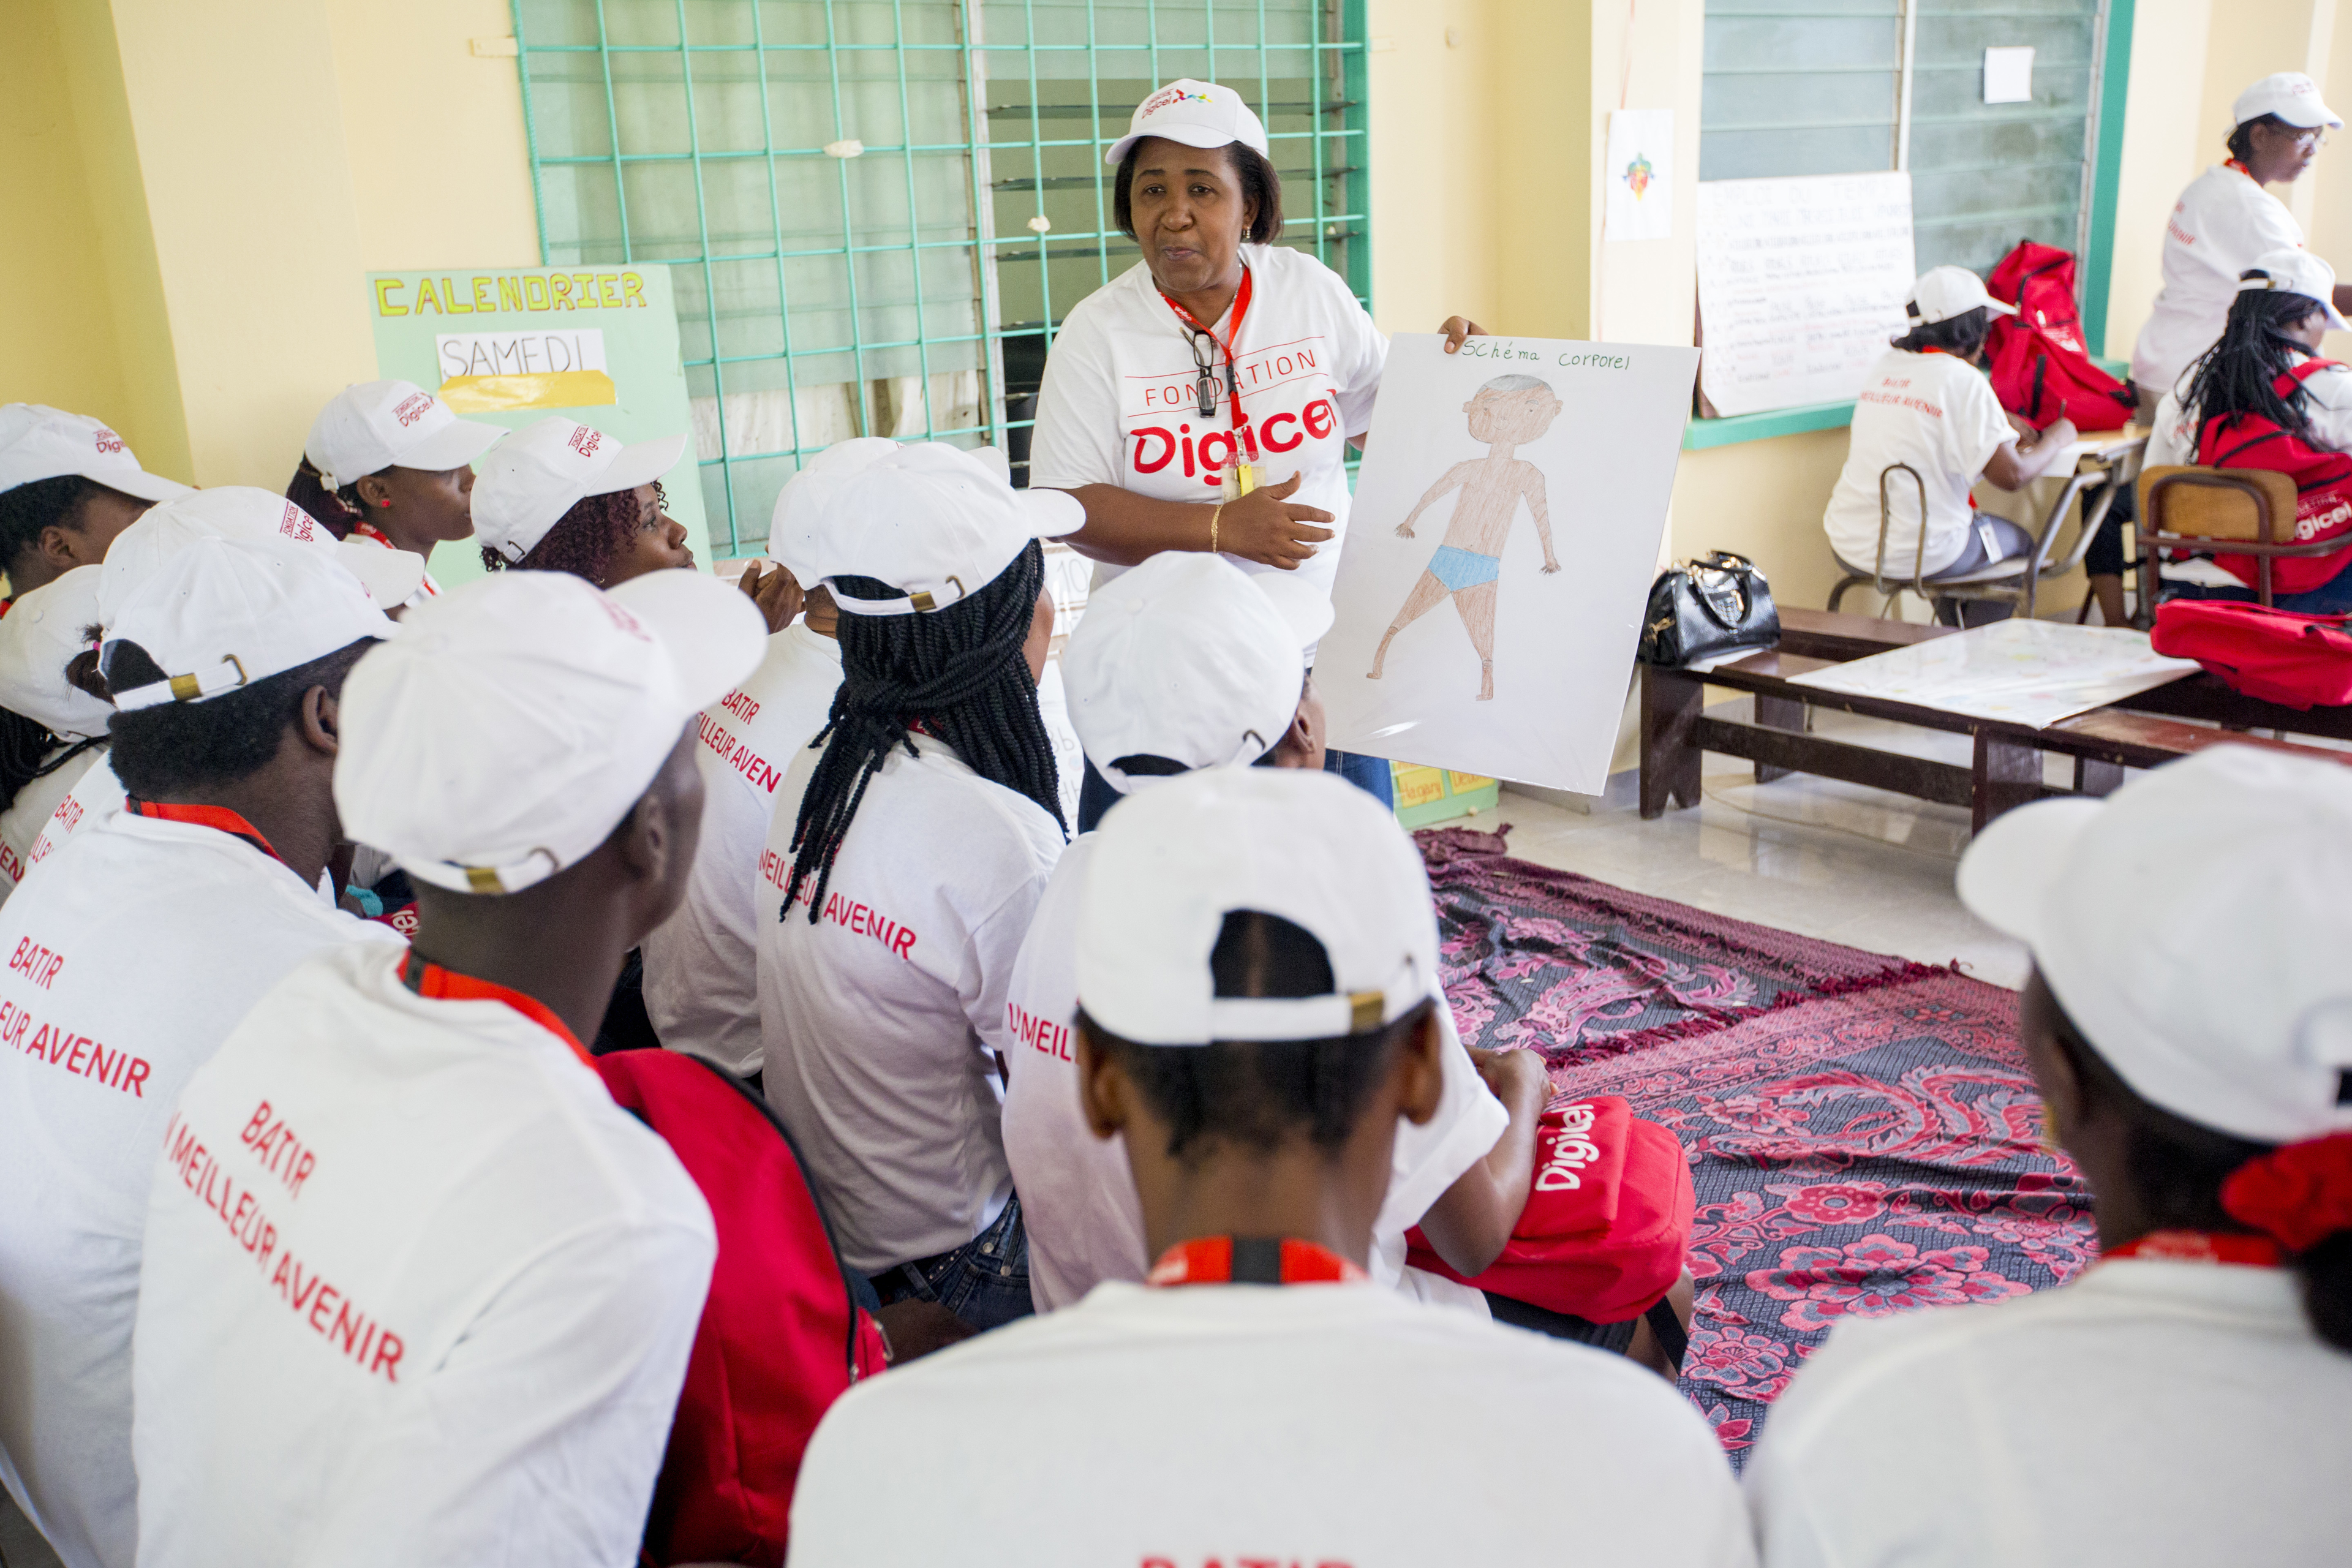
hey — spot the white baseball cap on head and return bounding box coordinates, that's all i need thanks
[102,536,396,714]
[2238,246,2352,331]
[304,380,506,493]
[334,568,766,895]
[793,440,1082,617]
[1905,265,2018,327]
[0,404,189,505]
[471,417,687,567]
[1077,767,1436,1046]
[764,435,905,581]
[1957,745,2352,1146]
[0,566,109,739]
[2234,71,2343,130]
[1065,552,1332,794]
[1106,78,1271,167]
[97,487,425,622]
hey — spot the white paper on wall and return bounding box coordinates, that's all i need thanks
[1694,171,1916,418]
[1605,109,1676,243]
[1317,334,1699,793]
[1983,47,2036,105]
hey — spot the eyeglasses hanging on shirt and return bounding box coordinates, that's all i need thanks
[1159,266,1259,499]
[1185,325,1238,419]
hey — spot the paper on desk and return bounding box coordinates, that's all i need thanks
[1787,620,2200,729]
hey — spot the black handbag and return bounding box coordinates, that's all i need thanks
[1636,551,1781,666]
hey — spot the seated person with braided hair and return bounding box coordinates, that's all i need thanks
[756,440,1076,1335]
[788,768,1751,1568]
[1748,745,2352,1568]
[0,566,113,905]
[0,405,186,601]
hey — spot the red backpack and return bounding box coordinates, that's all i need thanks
[1985,241,2137,431]
[2196,359,2352,595]
[1403,1096,1693,1324]
[2151,599,2352,708]
[595,1049,889,1568]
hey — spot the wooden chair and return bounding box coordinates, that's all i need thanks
[2135,465,2323,612]
[1828,459,2120,622]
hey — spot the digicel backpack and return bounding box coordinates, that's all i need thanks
[1403,1095,1693,1325]
[2196,360,2352,595]
[595,1049,888,1568]
[2150,598,2352,708]
[1985,241,2137,432]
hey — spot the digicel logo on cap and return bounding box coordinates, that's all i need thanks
[391,393,435,429]
[92,428,125,456]
[1144,86,1216,115]
[567,427,604,461]
[279,502,318,543]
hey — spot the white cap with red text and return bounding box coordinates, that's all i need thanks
[1905,266,2018,327]
[2239,246,2352,331]
[1078,767,1436,1045]
[786,440,1081,617]
[335,568,765,895]
[1958,745,2352,1145]
[2234,71,2344,130]
[1064,551,1330,793]
[470,417,687,566]
[304,380,506,491]
[0,404,189,503]
[96,486,424,619]
[102,535,396,712]
[0,565,109,738]
[1106,78,1270,167]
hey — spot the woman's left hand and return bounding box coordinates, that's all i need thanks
[738,559,805,634]
[1439,315,1487,353]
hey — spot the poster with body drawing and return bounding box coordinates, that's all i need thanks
[1321,334,1699,793]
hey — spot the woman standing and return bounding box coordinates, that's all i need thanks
[1027,78,1481,824]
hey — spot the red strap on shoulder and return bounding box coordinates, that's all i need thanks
[126,798,287,869]
[399,950,594,1068]
[1147,1235,1366,1286]
[2105,1229,2283,1267]
[2276,358,2348,396]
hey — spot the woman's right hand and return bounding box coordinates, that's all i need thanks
[1214,472,1335,570]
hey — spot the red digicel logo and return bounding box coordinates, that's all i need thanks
[279,502,317,541]
[568,426,603,459]
[92,427,126,456]
[1131,398,1337,491]
[390,393,435,428]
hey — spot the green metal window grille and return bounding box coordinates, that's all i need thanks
[510,0,1371,557]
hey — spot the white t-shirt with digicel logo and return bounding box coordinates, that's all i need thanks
[0,813,396,1568]
[642,622,842,1077]
[757,736,1064,1275]
[2133,164,2307,401]
[1027,243,1389,604]
[988,831,1509,1314]
[789,1281,1755,1568]
[21,755,127,886]
[131,944,716,1568]
[1823,348,2016,578]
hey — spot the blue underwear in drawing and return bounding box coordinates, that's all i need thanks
[1427,545,1502,592]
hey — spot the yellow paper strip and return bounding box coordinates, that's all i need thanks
[438,369,618,412]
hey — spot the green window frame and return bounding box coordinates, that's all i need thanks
[510,0,1371,556]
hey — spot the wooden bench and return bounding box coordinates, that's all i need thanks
[1640,608,2352,830]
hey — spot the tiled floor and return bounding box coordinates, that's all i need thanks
[1453,702,2032,991]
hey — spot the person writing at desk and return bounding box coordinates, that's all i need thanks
[1026,78,1483,827]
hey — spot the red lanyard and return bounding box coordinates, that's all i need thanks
[1160,266,1254,424]
[128,798,288,870]
[399,951,594,1068]
[2226,158,2254,179]
[2104,1229,2283,1268]
[350,524,436,594]
[1147,1235,1367,1287]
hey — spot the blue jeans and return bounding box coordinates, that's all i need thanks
[1076,747,1395,832]
[869,1195,1033,1332]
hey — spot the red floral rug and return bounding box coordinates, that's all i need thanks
[1422,829,2095,1462]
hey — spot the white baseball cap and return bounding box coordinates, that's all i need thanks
[1957,745,2352,1145]
[471,417,688,566]
[764,435,905,581]
[1106,78,1271,168]
[102,536,396,714]
[784,440,1082,617]
[97,487,425,622]
[2234,71,2343,130]
[1077,766,1436,1046]
[0,566,108,739]
[0,404,189,505]
[1905,265,2018,327]
[304,380,506,492]
[334,568,766,895]
[2238,246,2352,331]
[1065,552,1332,794]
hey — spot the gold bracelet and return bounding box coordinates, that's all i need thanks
[1208,502,1223,555]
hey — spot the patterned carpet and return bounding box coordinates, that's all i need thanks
[1423,828,2095,1461]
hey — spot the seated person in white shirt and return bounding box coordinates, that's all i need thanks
[0,565,112,904]
[756,440,1074,1332]
[285,379,505,602]
[1747,745,2352,1568]
[1823,267,2079,622]
[790,767,1754,1568]
[130,567,768,1568]
[0,529,401,1568]
[989,550,1540,1318]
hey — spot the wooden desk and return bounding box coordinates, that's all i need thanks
[1641,608,2352,829]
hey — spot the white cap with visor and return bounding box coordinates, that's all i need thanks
[1106,78,1271,167]
[98,488,426,621]
[2234,72,2343,130]
[1904,265,2018,328]
[2238,246,2352,331]
[0,566,110,739]
[470,417,687,567]
[0,404,189,504]
[304,380,505,493]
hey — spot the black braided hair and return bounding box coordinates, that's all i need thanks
[0,708,102,816]
[785,540,1062,921]
[2184,277,2331,445]
[285,458,368,540]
